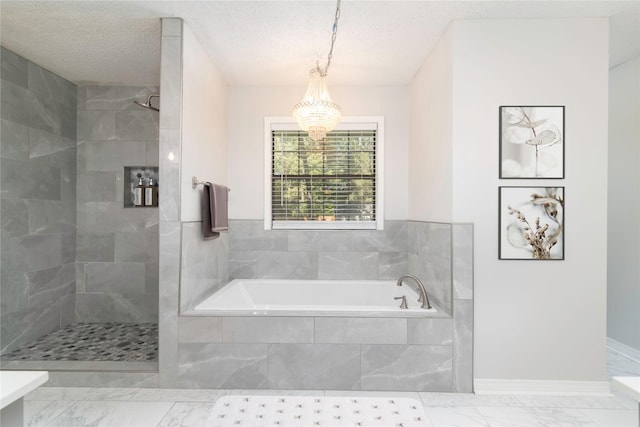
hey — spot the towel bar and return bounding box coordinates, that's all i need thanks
[192,176,231,191]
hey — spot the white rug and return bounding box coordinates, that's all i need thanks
[205,395,429,426]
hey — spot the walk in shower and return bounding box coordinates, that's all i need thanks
[0,47,160,370]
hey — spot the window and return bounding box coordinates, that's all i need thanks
[264,117,384,230]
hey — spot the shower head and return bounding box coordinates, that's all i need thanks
[134,94,160,112]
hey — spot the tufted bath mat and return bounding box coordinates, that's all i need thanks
[205,395,429,426]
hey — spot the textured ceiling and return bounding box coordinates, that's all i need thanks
[1,1,638,86]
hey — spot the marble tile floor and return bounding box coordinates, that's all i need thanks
[22,387,639,427]
[0,323,158,362]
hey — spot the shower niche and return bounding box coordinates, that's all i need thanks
[124,166,159,208]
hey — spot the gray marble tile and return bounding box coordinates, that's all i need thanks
[1,119,29,160]
[27,60,76,107]
[1,157,61,200]
[59,294,76,326]
[116,110,159,140]
[84,140,146,171]
[162,18,183,37]
[178,317,222,343]
[82,202,148,232]
[145,262,159,294]
[477,406,600,427]
[229,220,288,251]
[452,299,473,393]
[0,301,61,354]
[59,103,77,140]
[408,318,454,345]
[158,129,180,222]
[419,392,523,407]
[268,343,361,390]
[159,35,182,130]
[27,263,75,308]
[361,345,453,391]
[28,200,74,235]
[349,220,408,252]
[113,293,158,323]
[1,198,29,237]
[0,263,29,315]
[424,406,489,426]
[61,232,76,265]
[157,402,215,427]
[18,234,62,272]
[159,221,181,387]
[76,110,116,141]
[378,251,408,280]
[452,223,473,300]
[78,171,118,202]
[315,318,407,344]
[1,47,28,88]
[145,139,159,166]
[24,400,76,427]
[288,230,350,251]
[28,127,75,159]
[1,80,33,127]
[85,262,146,294]
[76,232,115,262]
[223,317,314,343]
[132,388,228,402]
[74,292,116,322]
[114,231,148,262]
[255,250,317,279]
[318,252,379,280]
[178,343,268,389]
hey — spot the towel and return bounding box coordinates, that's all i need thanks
[202,182,229,240]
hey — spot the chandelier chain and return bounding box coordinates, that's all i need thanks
[323,0,341,75]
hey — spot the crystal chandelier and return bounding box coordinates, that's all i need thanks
[293,0,342,141]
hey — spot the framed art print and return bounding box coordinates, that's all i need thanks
[499,186,564,260]
[499,106,565,179]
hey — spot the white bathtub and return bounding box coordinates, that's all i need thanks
[191,279,438,317]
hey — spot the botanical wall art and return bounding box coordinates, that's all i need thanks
[500,106,564,178]
[499,186,564,260]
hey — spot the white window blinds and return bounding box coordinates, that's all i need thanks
[271,129,377,227]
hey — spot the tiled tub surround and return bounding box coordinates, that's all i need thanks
[1,47,77,354]
[175,221,473,392]
[75,84,160,323]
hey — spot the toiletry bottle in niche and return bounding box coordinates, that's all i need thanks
[145,178,158,207]
[133,173,145,207]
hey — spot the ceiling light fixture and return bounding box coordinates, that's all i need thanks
[292,0,342,141]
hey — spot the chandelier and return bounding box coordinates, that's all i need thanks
[292,0,342,141]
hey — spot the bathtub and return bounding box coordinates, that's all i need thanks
[191,279,438,317]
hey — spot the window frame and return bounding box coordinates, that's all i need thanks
[264,116,385,231]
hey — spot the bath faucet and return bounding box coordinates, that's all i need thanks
[396,274,432,309]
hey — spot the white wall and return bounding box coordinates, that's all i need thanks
[228,85,409,220]
[409,25,453,222]
[180,24,228,221]
[453,19,609,382]
[608,57,640,351]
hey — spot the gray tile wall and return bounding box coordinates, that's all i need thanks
[75,85,159,323]
[1,47,77,354]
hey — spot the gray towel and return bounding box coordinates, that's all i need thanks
[202,182,229,240]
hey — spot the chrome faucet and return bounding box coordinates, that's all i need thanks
[396,274,432,309]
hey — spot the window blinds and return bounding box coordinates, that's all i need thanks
[271,130,376,224]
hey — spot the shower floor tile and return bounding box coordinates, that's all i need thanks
[0,322,158,362]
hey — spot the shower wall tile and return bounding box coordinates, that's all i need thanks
[162,18,182,37]
[78,171,118,202]
[74,293,116,323]
[114,231,148,262]
[361,344,453,392]
[113,293,158,323]
[84,140,146,171]
[159,35,182,130]
[1,48,77,353]
[81,85,159,111]
[1,198,29,237]
[159,220,181,386]
[76,110,116,141]
[314,318,407,344]
[83,202,148,232]
[159,129,180,222]
[116,110,160,140]
[407,318,454,345]
[76,232,115,262]
[267,344,361,390]
[59,294,76,327]
[1,47,28,88]
[0,119,29,160]
[223,317,314,344]
[1,157,61,200]
[178,343,268,389]
[84,262,146,295]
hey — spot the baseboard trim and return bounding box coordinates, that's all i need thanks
[607,337,640,363]
[474,379,612,396]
